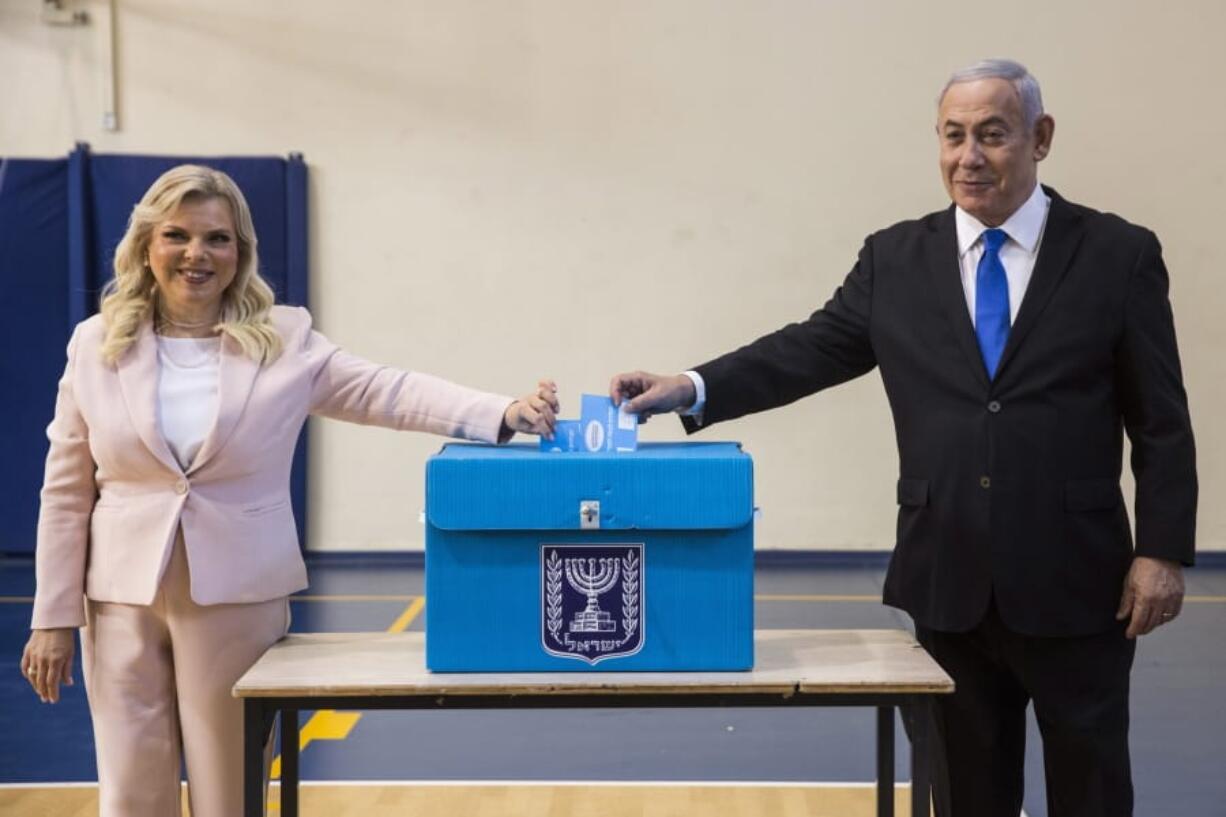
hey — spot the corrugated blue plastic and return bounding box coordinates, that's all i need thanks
[424,441,755,672]
[426,441,753,531]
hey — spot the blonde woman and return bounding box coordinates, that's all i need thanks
[19,164,558,816]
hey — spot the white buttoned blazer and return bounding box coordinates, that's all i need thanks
[31,305,512,628]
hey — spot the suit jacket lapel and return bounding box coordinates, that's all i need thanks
[994,188,1084,380]
[116,322,183,474]
[187,332,260,475]
[926,206,991,389]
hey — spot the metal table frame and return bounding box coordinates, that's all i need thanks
[244,689,934,817]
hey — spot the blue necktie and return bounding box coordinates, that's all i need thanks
[975,228,1010,379]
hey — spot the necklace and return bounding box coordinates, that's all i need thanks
[154,311,221,339]
[157,335,220,369]
[151,290,219,335]
[156,311,217,330]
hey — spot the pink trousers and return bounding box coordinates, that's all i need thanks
[81,533,289,816]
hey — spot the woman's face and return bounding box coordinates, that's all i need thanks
[147,196,239,318]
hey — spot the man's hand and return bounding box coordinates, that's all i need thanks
[21,628,75,704]
[1116,556,1185,639]
[502,379,560,441]
[609,371,696,420]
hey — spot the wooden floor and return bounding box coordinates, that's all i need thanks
[1,783,917,817]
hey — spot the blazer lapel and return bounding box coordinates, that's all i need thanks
[994,187,1085,380]
[116,322,183,474]
[926,206,991,389]
[187,332,260,475]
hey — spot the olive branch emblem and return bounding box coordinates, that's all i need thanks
[621,550,640,637]
[545,550,564,637]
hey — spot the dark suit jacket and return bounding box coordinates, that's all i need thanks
[684,187,1196,636]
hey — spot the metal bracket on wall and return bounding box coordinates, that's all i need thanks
[40,1,119,131]
[41,0,88,26]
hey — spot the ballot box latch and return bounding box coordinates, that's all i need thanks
[580,500,600,530]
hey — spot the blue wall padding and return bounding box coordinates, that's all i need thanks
[0,159,73,556]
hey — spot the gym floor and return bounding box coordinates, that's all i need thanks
[1,554,1223,816]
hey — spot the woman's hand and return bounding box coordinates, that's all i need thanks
[501,379,560,441]
[21,628,76,703]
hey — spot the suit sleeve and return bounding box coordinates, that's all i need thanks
[682,237,878,432]
[31,325,95,629]
[299,311,514,443]
[1115,231,1197,564]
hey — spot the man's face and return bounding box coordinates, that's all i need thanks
[938,78,1053,226]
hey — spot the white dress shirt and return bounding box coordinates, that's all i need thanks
[683,183,1051,418]
[955,182,1051,327]
[156,336,221,470]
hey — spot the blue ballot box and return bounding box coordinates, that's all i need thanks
[424,442,754,672]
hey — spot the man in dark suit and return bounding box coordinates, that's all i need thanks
[609,59,1196,817]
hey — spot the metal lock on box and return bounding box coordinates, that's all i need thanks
[580,500,600,529]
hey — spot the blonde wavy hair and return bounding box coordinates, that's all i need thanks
[99,164,283,364]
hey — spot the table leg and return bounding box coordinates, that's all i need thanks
[282,709,300,817]
[876,706,895,817]
[244,699,273,817]
[906,701,931,817]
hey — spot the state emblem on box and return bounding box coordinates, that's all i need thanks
[424,442,754,671]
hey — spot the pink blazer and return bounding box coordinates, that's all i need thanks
[31,305,512,629]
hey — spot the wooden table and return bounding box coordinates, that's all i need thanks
[234,629,953,817]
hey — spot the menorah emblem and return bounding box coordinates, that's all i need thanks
[542,544,645,664]
[564,557,620,632]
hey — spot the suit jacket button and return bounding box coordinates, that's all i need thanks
[175,479,189,495]
[987,400,1002,413]
[979,476,991,489]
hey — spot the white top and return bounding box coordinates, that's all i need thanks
[684,183,1052,417]
[954,182,1051,327]
[156,336,221,470]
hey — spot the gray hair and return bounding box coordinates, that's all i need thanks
[938,59,1044,127]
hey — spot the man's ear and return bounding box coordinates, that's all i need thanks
[1032,114,1055,162]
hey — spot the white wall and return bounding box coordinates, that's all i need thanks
[2,0,1222,552]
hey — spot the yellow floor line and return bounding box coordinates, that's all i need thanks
[270,596,425,780]
[387,596,427,633]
